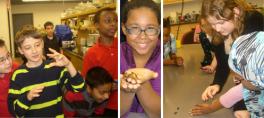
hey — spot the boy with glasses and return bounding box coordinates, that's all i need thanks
[0,39,19,117]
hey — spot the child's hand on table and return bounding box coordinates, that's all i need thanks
[190,103,213,116]
[201,84,220,101]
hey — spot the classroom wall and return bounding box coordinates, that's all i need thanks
[0,0,12,51]
[11,2,78,29]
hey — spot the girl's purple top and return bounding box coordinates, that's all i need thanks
[120,41,161,113]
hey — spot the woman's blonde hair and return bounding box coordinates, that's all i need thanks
[201,0,252,45]
[199,18,213,36]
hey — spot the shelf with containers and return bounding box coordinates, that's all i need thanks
[163,0,192,5]
[164,14,198,48]
[61,3,116,71]
[170,22,198,39]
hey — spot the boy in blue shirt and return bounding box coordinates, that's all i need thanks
[163,18,184,66]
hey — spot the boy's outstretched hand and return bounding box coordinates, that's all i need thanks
[47,48,70,67]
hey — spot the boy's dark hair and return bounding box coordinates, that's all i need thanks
[121,0,160,24]
[94,7,116,24]
[163,17,171,28]
[44,21,54,29]
[86,66,113,89]
[0,39,5,48]
[15,25,43,47]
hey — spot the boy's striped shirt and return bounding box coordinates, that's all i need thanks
[8,60,86,117]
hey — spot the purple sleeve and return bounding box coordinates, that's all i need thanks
[120,41,161,114]
[219,84,243,108]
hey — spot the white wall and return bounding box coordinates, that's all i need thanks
[11,2,78,29]
[164,0,264,18]
[0,0,11,51]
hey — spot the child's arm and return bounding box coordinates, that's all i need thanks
[47,48,86,92]
[63,92,77,117]
[201,56,217,74]
[164,54,184,66]
[190,99,223,116]
[8,73,43,117]
[8,92,30,117]
[8,80,29,117]
[219,83,243,108]
[191,84,244,116]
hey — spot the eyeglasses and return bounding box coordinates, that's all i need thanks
[125,25,160,36]
[0,53,11,64]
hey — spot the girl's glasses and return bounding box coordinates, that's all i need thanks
[125,25,160,36]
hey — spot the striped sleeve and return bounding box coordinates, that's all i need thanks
[8,71,31,117]
[59,68,86,92]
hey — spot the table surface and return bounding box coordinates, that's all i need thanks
[163,44,235,118]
